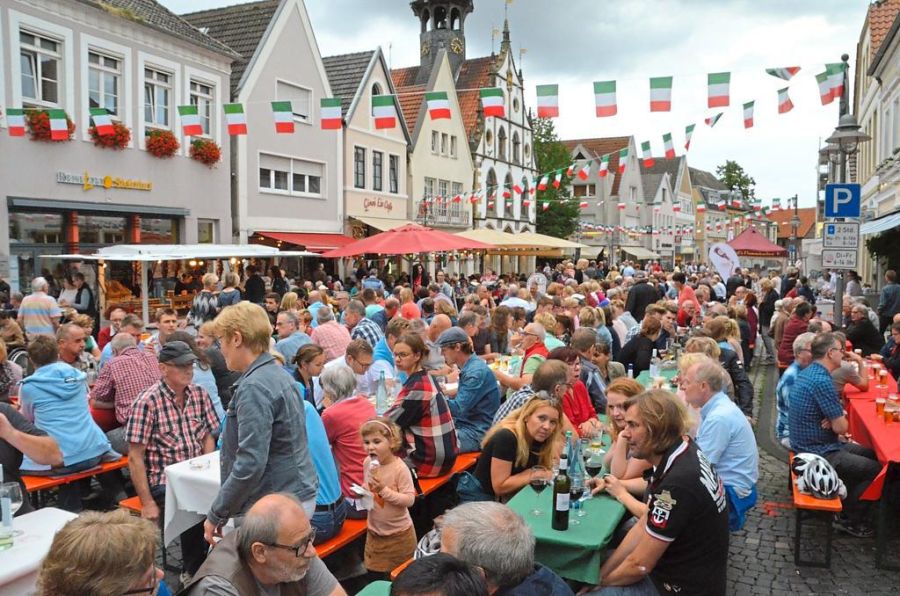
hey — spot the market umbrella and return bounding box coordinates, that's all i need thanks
[727,227,787,257]
[321,223,495,257]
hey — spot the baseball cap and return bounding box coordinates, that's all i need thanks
[437,327,470,347]
[158,340,198,365]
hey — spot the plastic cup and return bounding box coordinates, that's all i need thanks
[876,398,886,416]
[878,384,890,400]
[885,404,896,423]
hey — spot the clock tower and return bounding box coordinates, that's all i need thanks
[410,0,473,84]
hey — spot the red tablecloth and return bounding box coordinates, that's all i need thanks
[846,370,900,500]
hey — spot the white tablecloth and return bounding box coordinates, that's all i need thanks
[0,507,77,595]
[164,451,221,545]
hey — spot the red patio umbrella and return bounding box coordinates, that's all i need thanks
[321,223,495,257]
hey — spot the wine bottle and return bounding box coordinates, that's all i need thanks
[627,363,634,378]
[649,349,659,378]
[552,454,571,531]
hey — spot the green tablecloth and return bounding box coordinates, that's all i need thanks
[635,367,678,388]
[506,487,626,584]
[356,580,391,595]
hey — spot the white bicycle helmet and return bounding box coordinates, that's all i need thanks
[800,457,847,500]
[791,453,829,478]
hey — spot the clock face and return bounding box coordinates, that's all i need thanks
[421,41,430,57]
[450,37,463,54]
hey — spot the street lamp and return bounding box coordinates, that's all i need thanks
[789,195,800,264]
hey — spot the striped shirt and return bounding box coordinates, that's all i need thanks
[17,292,61,338]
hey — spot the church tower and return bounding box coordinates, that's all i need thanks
[410,0,474,84]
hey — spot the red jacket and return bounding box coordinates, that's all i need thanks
[563,380,596,435]
[777,315,808,365]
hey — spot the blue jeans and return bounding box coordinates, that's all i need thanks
[586,577,659,595]
[725,484,757,532]
[457,428,484,454]
[456,471,493,503]
[311,498,349,545]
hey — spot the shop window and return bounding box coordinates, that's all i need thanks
[78,214,126,244]
[8,212,63,243]
[141,217,178,244]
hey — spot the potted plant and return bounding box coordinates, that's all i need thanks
[189,138,221,167]
[89,121,131,150]
[25,109,75,142]
[145,129,179,159]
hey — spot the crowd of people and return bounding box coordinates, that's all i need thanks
[1,256,900,595]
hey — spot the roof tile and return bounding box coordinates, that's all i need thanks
[391,66,420,89]
[562,137,631,195]
[688,167,729,191]
[394,84,426,137]
[868,0,900,59]
[763,207,817,239]
[322,51,376,116]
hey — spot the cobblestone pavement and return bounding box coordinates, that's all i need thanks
[727,362,898,595]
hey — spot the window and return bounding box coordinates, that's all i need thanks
[354,147,366,189]
[512,132,520,164]
[498,127,507,160]
[198,220,215,244]
[259,153,324,197]
[373,151,383,191]
[450,136,457,158]
[141,218,178,244]
[573,185,587,198]
[78,214,126,244]
[88,50,120,116]
[436,180,450,217]
[144,68,171,128]
[424,177,436,198]
[451,182,463,219]
[277,81,310,120]
[190,80,214,135]
[389,155,399,194]
[441,133,448,155]
[431,131,439,154]
[20,30,61,105]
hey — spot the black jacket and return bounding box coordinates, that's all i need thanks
[758,290,777,329]
[846,319,885,356]
[719,349,754,416]
[625,280,658,321]
[616,334,655,378]
[725,275,745,298]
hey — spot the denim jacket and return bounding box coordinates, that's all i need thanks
[208,353,317,526]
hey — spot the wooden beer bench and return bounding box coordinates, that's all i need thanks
[23,456,129,508]
[788,452,842,568]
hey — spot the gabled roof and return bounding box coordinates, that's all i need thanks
[182,0,280,94]
[322,50,376,116]
[640,156,684,182]
[640,172,666,202]
[688,166,728,191]
[78,0,238,58]
[562,137,631,195]
[392,65,420,89]
[866,0,900,60]
[392,81,426,140]
[764,206,817,240]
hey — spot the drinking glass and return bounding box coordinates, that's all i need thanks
[570,476,587,522]
[529,466,550,516]
[0,482,24,543]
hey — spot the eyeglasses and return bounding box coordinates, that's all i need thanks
[354,359,374,368]
[263,529,317,557]
[522,332,539,338]
[393,351,413,359]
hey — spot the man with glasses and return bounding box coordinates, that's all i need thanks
[846,304,885,357]
[317,339,375,400]
[97,306,126,350]
[184,492,345,595]
[774,332,816,449]
[344,299,383,349]
[274,311,311,374]
[125,341,220,582]
[789,332,881,538]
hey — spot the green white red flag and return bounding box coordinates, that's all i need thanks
[552,169,563,189]
[649,76,673,111]
[320,98,342,129]
[766,66,801,81]
[662,133,675,159]
[705,112,723,127]
[542,202,550,211]
[536,84,559,118]
[537,174,549,191]
[272,101,294,133]
[707,72,730,108]
[425,91,451,120]
[372,95,397,129]
[598,154,610,177]
[89,107,114,136]
[177,105,202,136]
[513,183,523,194]
[618,148,628,174]
[717,199,727,210]
[617,201,626,210]
[743,101,754,128]
[480,88,505,118]
[223,103,247,135]
[577,160,592,180]
[773,197,781,210]
[641,141,654,167]
[48,109,69,140]
[825,63,846,100]
[594,81,617,117]
[566,163,576,177]
[579,201,589,209]
[684,124,696,150]
[777,87,794,114]
[6,108,25,136]
[697,203,706,213]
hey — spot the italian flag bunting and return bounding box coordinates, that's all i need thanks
[731,195,742,208]
[697,203,706,213]
[816,71,833,105]
[320,98,342,129]
[777,87,794,114]
[766,66,801,80]
[542,202,550,211]
[594,81,617,117]
[537,174,549,191]
[272,101,294,133]
[662,133,675,159]
[617,202,626,210]
[641,141,654,167]
[705,112,723,128]
[502,189,512,199]
[89,107,114,136]
[618,148,628,174]
[707,72,730,108]
[684,124,696,150]
[536,84,559,118]
[552,169,563,189]
[223,103,247,135]
[577,160,592,180]
[6,108,25,136]
[649,76,673,112]
[825,63,846,100]
[579,201,589,209]
[513,183,523,194]
[566,163,576,177]
[598,154,610,177]
[47,109,69,140]
[743,101,755,129]
[425,91,451,120]
[177,105,203,136]
[372,95,397,129]
[717,199,727,210]
[480,88,505,118]
[773,197,781,210]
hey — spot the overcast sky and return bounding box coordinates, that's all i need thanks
[161,0,871,208]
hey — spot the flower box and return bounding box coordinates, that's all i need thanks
[190,138,221,167]
[89,121,131,149]
[25,109,75,142]
[145,129,180,159]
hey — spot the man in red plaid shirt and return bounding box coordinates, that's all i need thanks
[125,340,219,578]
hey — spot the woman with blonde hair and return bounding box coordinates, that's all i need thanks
[70,313,101,360]
[188,272,220,327]
[600,377,651,518]
[398,287,418,320]
[217,271,242,307]
[685,335,754,417]
[280,291,301,312]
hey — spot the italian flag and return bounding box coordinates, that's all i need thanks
[6,108,25,136]
[743,101,754,129]
[425,91,451,120]
[816,71,833,105]
[577,160,592,180]
[618,148,628,174]
[536,84,559,118]
[89,107,114,136]
[777,87,794,114]
[542,202,550,211]
[641,141,654,167]
[673,203,681,213]
[662,133,675,159]
[480,88,505,118]
[825,63,846,100]
[594,80,617,117]
[766,66,801,81]
[579,201,589,209]
[684,124,695,150]
[177,105,203,136]
[773,197,781,210]
[223,103,247,135]
[47,109,69,140]
[502,189,511,199]
[566,163,576,177]
[468,194,479,204]
[523,199,531,207]
[372,95,397,129]
[513,183,523,194]
[320,98,342,129]
[617,202,626,210]
[537,174,549,191]
[707,72,730,108]
[731,196,742,208]
[598,154,610,177]
[552,170,563,189]
[649,76,673,112]
[717,199,727,210]
[272,101,294,133]
[705,112,723,128]
[697,203,706,213]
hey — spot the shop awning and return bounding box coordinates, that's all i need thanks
[40,244,318,261]
[861,211,900,236]
[352,216,415,232]
[621,246,660,260]
[515,232,593,251]
[678,246,695,254]
[456,228,534,248]
[255,231,356,253]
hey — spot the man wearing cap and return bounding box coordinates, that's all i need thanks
[438,327,500,453]
[125,340,220,579]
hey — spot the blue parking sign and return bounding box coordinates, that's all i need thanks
[824,184,861,218]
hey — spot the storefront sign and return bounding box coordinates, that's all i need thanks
[56,171,153,192]
[363,197,394,214]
